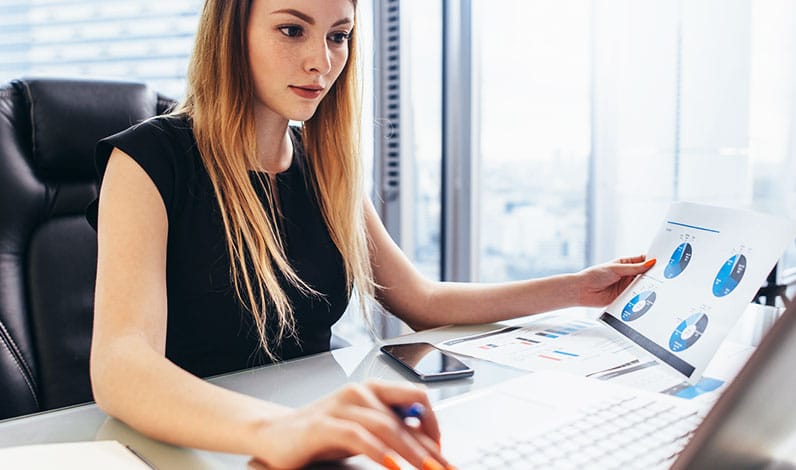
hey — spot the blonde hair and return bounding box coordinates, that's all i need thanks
[175,0,372,360]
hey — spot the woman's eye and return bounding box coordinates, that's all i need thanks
[328,31,351,44]
[278,26,303,38]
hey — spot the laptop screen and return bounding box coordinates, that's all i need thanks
[673,302,796,468]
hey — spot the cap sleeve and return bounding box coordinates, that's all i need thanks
[86,116,183,230]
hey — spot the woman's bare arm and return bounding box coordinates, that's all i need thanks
[91,149,448,469]
[365,199,653,330]
[91,149,291,455]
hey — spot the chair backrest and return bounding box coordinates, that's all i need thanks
[0,78,174,420]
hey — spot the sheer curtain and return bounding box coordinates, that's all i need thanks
[469,0,796,284]
[591,0,796,272]
[749,0,796,270]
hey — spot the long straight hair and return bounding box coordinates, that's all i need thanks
[175,0,372,360]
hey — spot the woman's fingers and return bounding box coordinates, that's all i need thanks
[338,405,448,469]
[257,381,450,469]
[616,254,646,264]
[330,381,450,469]
[608,257,656,276]
[297,416,403,469]
[366,380,443,445]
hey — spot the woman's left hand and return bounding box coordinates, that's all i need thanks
[573,255,655,307]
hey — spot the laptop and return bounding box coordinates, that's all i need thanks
[420,301,796,469]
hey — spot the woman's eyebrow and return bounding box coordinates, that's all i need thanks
[332,17,354,28]
[271,8,314,24]
[270,8,352,28]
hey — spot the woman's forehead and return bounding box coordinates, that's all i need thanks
[253,0,356,20]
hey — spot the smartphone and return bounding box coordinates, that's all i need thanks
[380,342,474,381]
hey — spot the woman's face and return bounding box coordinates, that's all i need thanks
[247,0,355,122]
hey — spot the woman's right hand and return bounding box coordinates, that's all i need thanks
[249,380,451,469]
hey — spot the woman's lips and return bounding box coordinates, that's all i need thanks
[289,85,323,99]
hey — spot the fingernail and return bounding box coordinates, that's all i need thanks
[422,457,445,470]
[644,258,656,267]
[383,453,401,470]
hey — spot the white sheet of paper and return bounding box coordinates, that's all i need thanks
[599,202,796,383]
[0,441,152,469]
[437,314,642,377]
[435,303,762,398]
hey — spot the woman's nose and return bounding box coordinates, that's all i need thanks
[304,38,332,75]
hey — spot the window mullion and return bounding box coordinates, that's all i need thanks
[441,0,478,282]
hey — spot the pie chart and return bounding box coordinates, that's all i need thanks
[664,242,693,279]
[713,254,746,297]
[669,312,709,352]
[621,291,656,322]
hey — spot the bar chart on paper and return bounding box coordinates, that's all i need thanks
[438,315,641,377]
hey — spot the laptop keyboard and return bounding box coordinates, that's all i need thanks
[462,393,703,469]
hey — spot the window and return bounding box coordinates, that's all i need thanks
[474,0,592,281]
[460,0,796,287]
[0,0,201,98]
[405,0,443,280]
[591,0,796,276]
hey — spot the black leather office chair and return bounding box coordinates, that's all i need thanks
[0,78,174,420]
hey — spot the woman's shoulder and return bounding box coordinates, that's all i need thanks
[90,114,201,229]
[97,114,195,168]
[111,113,194,147]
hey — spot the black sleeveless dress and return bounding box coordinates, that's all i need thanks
[86,115,349,377]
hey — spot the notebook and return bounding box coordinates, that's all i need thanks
[430,301,796,469]
[0,441,154,469]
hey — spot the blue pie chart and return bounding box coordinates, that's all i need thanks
[621,291,656,322]
[664,242,693,279]
[713,254,746,297]
[669,312,709,352]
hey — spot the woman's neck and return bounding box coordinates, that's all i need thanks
[252,103,293,174]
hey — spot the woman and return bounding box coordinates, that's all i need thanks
[88,0,654,468]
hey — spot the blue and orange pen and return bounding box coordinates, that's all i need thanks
[391,403,455,470]
[392,402,426,420]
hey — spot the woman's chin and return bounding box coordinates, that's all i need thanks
[286,105,321,123]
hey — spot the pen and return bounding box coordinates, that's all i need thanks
[392,402,426,420]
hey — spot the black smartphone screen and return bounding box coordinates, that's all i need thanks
[380,342,474,381]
